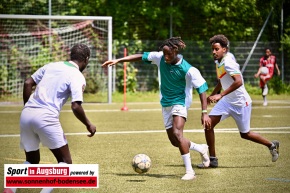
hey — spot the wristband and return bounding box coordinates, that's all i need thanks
[202,110,207,113]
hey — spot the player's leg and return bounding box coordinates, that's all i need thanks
[25,150,40,164]
[163,105,195,180]
[233,104,279,162]
[260,75,268,106]
[197,115,221,168]
[50,144,72,164]
[35,114,70,192]
[167,115,196,180]
[198,100,231,168]
[7,109,41,193]
[205,115,221,157]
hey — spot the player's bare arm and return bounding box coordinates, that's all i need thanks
[71,101,96,137]
[102,54,143,67]
[208,75,243,103]
[275,63,281,76]
[23,77,36,105]
[254,67,262,78]
[199,92,211,129]
[207,80,222,104]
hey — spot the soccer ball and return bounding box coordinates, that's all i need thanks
[132,154,151,174]
[260,66,269,75]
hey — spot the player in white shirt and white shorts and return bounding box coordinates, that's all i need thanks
[198,34,280,168]
[4,44,97,193]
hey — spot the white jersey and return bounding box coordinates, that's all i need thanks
[24,61,86,115]
[216,53,252,107]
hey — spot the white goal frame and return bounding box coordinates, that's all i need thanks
[0,14,113,103]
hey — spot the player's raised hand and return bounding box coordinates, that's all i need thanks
[87,124,96,137]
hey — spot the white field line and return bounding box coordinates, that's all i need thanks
[1,100,290,106]
[1,127,290,138]
[1,105,290,114]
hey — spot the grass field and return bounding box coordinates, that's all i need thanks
[1,94,290,193]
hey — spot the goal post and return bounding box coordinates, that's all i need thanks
[0,14,112,103]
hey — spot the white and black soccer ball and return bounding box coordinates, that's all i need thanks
[260,66,269,75]
[132,154,151,174]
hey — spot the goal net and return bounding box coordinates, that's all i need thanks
[0,15,112,103]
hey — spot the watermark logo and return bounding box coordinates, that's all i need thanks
[4,164,99,188]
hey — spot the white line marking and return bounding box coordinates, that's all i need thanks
[1,105,290,113]
[1,127,290,137]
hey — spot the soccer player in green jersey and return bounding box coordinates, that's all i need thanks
[102,37,211,180]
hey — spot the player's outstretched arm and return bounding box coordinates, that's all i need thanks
[102,54,143,67]
[71,101,96,137]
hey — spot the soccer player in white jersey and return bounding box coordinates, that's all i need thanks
[3,44,96,193]
[198,34,279,168]
[102,37,211,180]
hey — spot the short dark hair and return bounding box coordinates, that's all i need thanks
[209,34,229,48]
[70,43,90,62]
[265,47,272,52]
[159,37,186,51]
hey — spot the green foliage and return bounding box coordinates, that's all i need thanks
[116,63,138,93]
[268,76,290,94]
[244,83,262,95]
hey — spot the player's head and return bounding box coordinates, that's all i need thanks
[265,47,272,57]
[209,34,229,62]
[70,44,91,72]
[158,37,186,64]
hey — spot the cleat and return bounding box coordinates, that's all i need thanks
[198,157,218,168]
[199,144,210,167]
[181,173,196,180]
[263,101,268,106]
[209,157,219,168]
[270,140,279,162]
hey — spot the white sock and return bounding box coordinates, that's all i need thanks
[189,142,204,153]
[181,153,194,175]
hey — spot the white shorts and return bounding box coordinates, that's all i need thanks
[162,105,187,129]
[20,108,67,152]
[209,99,252,133]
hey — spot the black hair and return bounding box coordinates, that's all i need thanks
[209,34,229,48]
[264,47,272,53]
[264,47,272,60]
[158,37,186,51]
[70,43,90,62]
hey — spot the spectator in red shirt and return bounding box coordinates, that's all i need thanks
[254,48,280,106]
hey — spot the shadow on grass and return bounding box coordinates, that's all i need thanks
[164,164,273,169]
[194,165,273,169]
[115,173,179,179]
